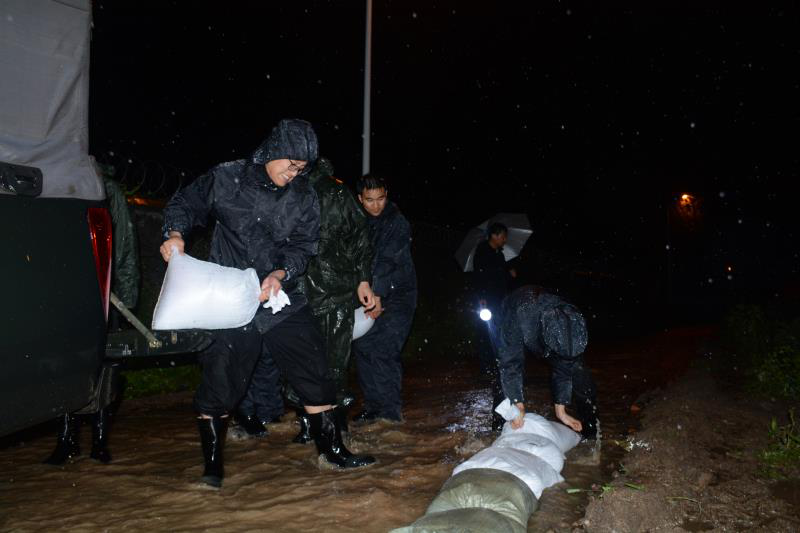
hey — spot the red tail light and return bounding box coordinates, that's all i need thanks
[88,207,113,320]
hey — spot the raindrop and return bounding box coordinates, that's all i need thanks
[689,122,696,128]
[412,12,418,18]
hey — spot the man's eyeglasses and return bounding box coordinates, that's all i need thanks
[287,160,306,173]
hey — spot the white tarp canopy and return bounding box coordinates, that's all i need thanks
[0,0,104,200]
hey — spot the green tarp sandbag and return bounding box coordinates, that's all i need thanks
[425,468,537,528]
[390,507,525,533]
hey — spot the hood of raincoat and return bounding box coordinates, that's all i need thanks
[251,118,319,174]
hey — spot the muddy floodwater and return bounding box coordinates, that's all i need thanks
[0,328,701,532]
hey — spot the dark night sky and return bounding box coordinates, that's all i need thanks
[89,1,799,301]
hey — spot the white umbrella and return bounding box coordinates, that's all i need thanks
[454,213,532,272]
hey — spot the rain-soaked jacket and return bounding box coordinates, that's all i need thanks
[162,119,320,333]
[368,201,417,299]
[298,158,373,311]
[104,178,140,309]
[495,285,588,406]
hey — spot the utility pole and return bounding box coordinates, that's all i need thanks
[362,0,373,176]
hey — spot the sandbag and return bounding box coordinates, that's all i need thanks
[491,433,566,472]
[425,468,536,528]
[500,412,581,454]
[452,446,563,499]
[352,306,375,340]
[389,507,525,533]
[151,250,261,330]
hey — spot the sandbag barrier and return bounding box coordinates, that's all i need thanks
[392,413,581,532]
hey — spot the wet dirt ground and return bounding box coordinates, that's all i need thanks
[1,327,710,532]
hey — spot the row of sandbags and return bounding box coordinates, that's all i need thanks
[392,413,581,533]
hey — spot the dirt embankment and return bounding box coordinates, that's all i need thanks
[580,355,800,532]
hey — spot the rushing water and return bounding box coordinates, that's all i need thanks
[0,328,701,532]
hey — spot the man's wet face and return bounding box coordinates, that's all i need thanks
[266,159,307,187]
[358,187,388,217]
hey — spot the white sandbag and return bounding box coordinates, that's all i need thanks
[491,433,566,473]
[352,306,375,340]
[151,250,261,330]
[500,412,581,454]
[452,446,563,499]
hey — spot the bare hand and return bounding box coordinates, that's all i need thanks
[555,404,582,432]
[510,402,526,430]
[259,270,285,303]
[357,281,376,309]
[366,295,383,319]
[160,234,184,262]
[509,268,517,279]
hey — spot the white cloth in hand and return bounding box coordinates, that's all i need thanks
[494,398,522,421]
[262,289,291,314]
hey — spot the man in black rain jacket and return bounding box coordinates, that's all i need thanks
[352,174,417,424]
[239,156,376,442]
[160,119,374,488]
[494,285,599,440]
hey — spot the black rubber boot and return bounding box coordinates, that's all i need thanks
[44,413,81,465]
[197,417,228,488]
[310,409,375,469]
[335,402,351,435]
[90,408,112,463]
[491,373,506,432]
[292,408,313,444]
[235,413,267,438]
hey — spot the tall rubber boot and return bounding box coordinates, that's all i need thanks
[292,408,313,444]
[90,408,112,463]
[309,409,375,469]
[490,368,506,432]
[44,413,81,465]
[197,416,228,488]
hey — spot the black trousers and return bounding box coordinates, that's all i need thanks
[193,305,336,416]
[352,290,416,418]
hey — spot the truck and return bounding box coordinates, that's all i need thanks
[0,0,207,439]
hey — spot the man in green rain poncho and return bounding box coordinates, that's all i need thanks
[236,157,376,442]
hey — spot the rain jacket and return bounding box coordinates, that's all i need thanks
[162,119,320,333]
[495,285,588,406]
[368,201,417,299]
[298,157,373,312]
[473,239,513,309]
[104,178,140,309]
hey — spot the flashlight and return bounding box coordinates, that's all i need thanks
[479,308,492,321]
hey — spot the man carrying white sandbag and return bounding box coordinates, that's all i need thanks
[159,119,375,488]
[237,156,378,444]
[492,285,599,440]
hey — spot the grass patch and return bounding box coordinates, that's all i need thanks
[720,304,800,400]
[760,409,800,478]
[121,363,201,399]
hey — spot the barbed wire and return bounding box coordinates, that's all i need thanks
[94,152,194,199]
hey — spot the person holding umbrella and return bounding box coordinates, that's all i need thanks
[472,221,518,430]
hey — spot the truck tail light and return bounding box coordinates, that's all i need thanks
[88,207,113,320]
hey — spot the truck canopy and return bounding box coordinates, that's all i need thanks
[0,0,104,200]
